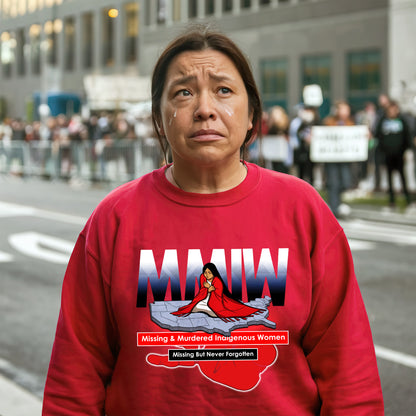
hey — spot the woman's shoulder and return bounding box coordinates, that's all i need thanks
[253,163,319,197]
[251,163,340,230]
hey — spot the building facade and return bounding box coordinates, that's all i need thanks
[0,0,415,119]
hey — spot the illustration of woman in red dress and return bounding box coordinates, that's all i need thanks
[171,263,264,322]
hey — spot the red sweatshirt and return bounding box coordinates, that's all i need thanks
[43,162,384,415]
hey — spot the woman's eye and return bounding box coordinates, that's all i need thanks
[218,87,232,95]
[176,89,191,97]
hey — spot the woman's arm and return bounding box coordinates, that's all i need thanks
[302,230,384,415]
[42,232,118,416]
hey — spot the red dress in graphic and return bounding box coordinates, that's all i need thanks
[171,274,263,321]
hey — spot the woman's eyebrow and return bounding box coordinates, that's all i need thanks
[208,73,234,83]
[169,75,196,89]
[168,73,234,89]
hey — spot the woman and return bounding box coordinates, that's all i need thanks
[43,27,383,415]
[322,100,355,217]
[172,263,263,320]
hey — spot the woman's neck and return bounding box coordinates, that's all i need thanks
[166,158,247,194]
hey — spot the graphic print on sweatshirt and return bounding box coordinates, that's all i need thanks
[136,248,290,392]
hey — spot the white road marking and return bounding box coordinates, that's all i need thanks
[0,250,14,263]
[0,373,42,416]
[375,344,416,369]
[347,239,376,251]
[8,232,73,264]
[0,201,86,225]
[341,219,416,245]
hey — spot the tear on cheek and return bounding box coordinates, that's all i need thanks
[219,103,234,117]
[168,109,177,126]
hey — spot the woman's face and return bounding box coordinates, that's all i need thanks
[159,49,253,167]
[204,268,214,281]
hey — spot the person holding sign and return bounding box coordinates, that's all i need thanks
[322,100,355,217]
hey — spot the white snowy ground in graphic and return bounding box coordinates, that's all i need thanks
[150,296,276,336]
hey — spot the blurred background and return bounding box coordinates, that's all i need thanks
[1,1,416,415]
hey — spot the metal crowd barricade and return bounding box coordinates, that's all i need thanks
[0,138,162,183]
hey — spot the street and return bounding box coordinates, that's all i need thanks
[0,175,415,415]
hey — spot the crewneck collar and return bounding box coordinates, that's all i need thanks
[152,162,261,207]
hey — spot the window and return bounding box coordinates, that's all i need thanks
[82,13,93,69]
[260,0,271,5]
[260,58,288,110]
[1,31,15,78]
[301,55,331,116]
[29,24,41,75]
[64,17,75,71]
[125,3,138,63]
[241,0,251,8]
[206,0,215,15]
[44,20,58,65]
[347,50,381,111]
[223,0,233,13]
[188,0,197,18]
[18,0,26,15]
[173,0,181,21]
[16,28,26,76]
[157,0,166,24]
[102,8,115,67]
[28,0,37,13]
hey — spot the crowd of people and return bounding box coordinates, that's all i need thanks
[252,93,416,216]
[1,93,415,215]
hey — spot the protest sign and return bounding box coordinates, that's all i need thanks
[310,126,369,162]
[261,135,289,162]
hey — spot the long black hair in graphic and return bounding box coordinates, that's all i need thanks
[202,262,241,302]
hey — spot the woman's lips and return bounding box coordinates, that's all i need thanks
[190,129,224,141]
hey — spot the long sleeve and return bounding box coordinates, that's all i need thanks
[42,232,118,416]
[302,230,384,415]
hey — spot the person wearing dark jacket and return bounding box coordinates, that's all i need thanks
[375,100,412,206]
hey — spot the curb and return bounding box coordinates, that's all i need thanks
[349,206,416,226]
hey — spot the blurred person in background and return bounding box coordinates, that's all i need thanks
[294,105,320,185]
[266,105,290,173]
[42,26,383,416]
[355,101,377,187]
[373,94,391,191]
[374,100,412,207]
[323,100,355,217]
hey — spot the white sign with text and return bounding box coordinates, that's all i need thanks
[261,135,289,162]
[310,125,369,162]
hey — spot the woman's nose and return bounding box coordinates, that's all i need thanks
[193,92,217,120]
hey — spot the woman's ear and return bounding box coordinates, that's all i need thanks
[247,108,254,131]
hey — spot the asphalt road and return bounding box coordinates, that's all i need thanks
[0,175,415,415]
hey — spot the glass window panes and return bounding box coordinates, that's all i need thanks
[301,55,331,117]
[348,50,381,92]
[102,8,115,67]
[189,0,197,18]
[260,58,288,109]
[16,28,26,76]
[125,3,138,63]
[347,50,381,111]
[173,0,181,21]
[1,31,15,78]
[241,0,251,8]
[82,13,93,69]
[301,55,331,93]
[29,24,41,75]
[64,17,75,71]
[206,0,215,15]
[223,0,233,12]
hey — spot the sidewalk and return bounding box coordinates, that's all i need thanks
[344,189,416,226]
[0,374,42,416]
